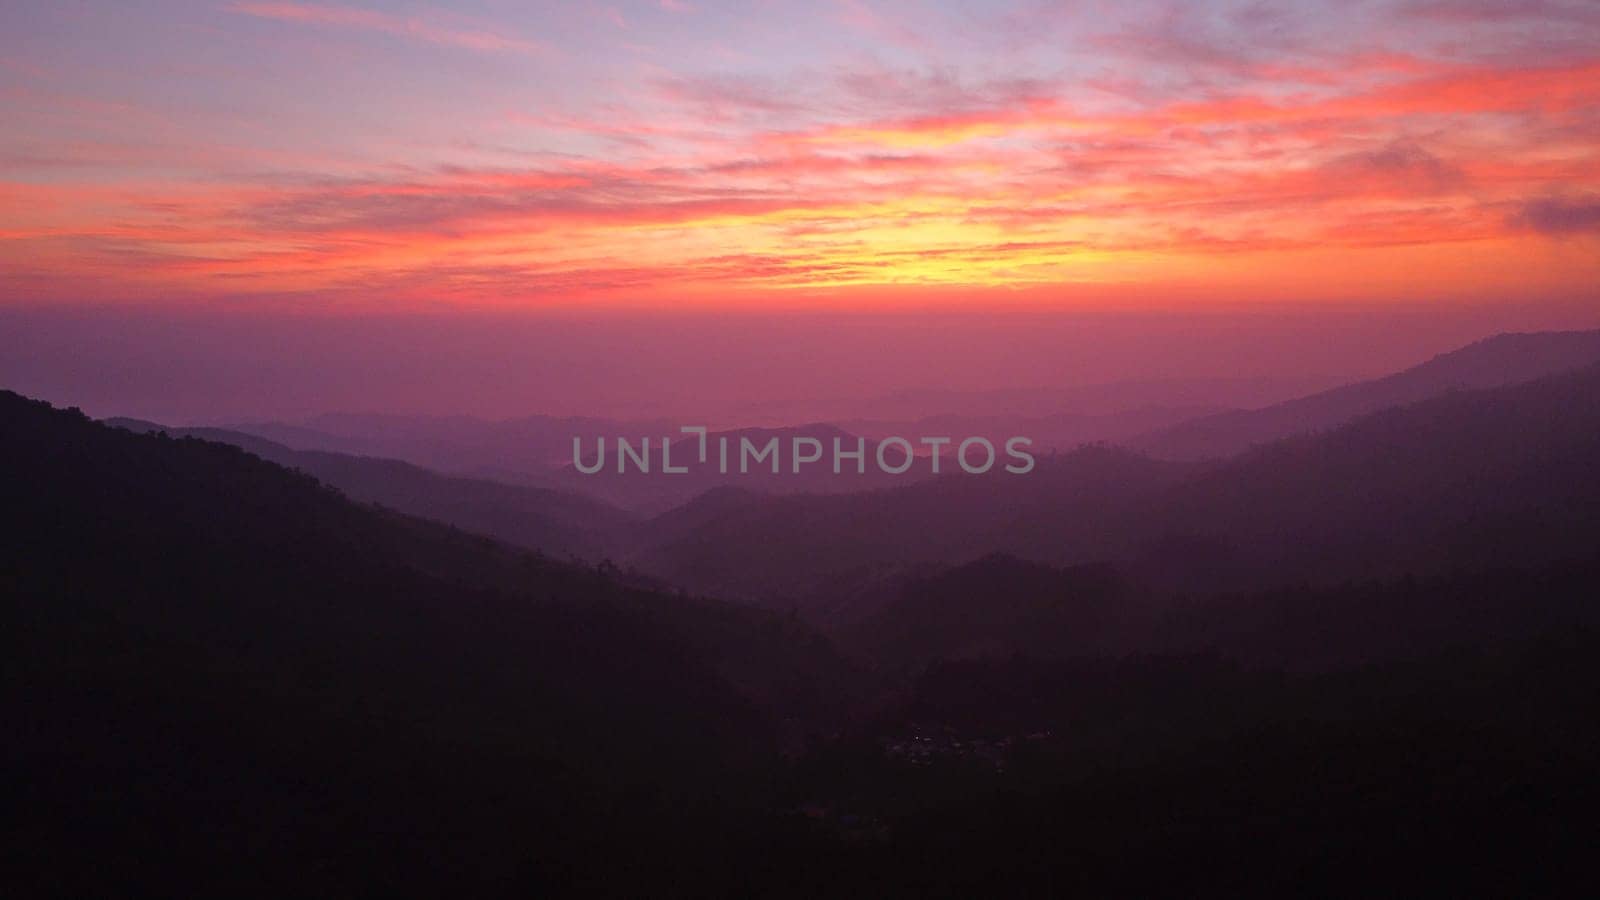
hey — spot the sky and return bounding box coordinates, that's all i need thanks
[4,0,1599,308]
[1,1,1598,419]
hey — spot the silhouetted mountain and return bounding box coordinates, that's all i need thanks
[628,361,1600,615]
[627,443,1185,612]
[226,411,674,480]
[842,554,1131,672]
[3,391,865,895]
[11,384,1600,897]
[778,609,1600,897]
[835,375,1347,420]
[1132,329,1600,459]
[812,631,1600,895]
[230,415,933,515]
[1131,360,1600,588]
[1153,559,1600,670]
[838,404,1223,452]
[104,417,634,561]
[641,484,772,541]
[841,553,1600,675]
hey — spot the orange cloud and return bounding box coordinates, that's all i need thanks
[5,10,1599,310]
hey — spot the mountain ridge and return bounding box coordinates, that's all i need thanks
[103,417,637,561]
[1130,329,1600,460]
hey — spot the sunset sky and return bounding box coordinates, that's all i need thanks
[3,0,1598,312]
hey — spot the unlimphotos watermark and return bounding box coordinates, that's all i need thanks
[574,427,1034,475]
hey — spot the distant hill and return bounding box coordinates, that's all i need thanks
[837,405,1223,452]
[627,360,1600,615]
[227,416,930,514]
[831,375,1348,421]
[104,418,636,562]
[1138,358,1600,587]
[1131,329,1600,460]
[225,411,674,480]
[625,444,1187,612]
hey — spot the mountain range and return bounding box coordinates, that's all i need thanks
[619,335,1600,617]
[1130,329,1600,459]
[12,328,1600,894]
[102,417,636,561]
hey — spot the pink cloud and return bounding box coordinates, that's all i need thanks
[227,2,545,53]
[832,0,928,52]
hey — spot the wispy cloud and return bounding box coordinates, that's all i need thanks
[832,0,928,52]
[5,0,1598,307]
[227,2,544,53]
[1513,195,1600,234]
[1400,0,1600,26]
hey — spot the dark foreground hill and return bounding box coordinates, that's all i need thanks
[103,417,636,561]
[1,391,862,897]
[842,554,1130,672]
[798,632,1600,897]
[838,551,1600,675]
